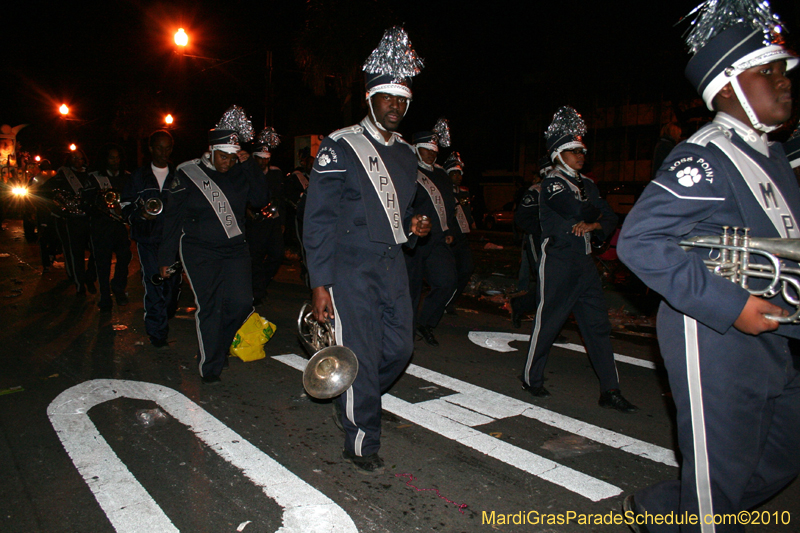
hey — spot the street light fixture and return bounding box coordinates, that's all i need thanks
[69,144,77,151]
[165,114,174,126]
[174,28,188,48]
[59,104,69,116]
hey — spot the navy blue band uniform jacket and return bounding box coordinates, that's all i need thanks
[303,118,419,289]
[121,164,177,245]
[540,167,617,257]
[618,113,800,338]
[158,156,268,266]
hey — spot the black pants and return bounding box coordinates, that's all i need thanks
[523,241,619,392]
[246,217,284,300]
[137,241,181,342]
[90,218,132,302]
[55,214,92,289]
[181,241,253,378]
[331,245,413,457]
[449,237,474,308]
[405,234,458,329]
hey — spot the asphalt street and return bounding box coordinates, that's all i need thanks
[0,219,797,533]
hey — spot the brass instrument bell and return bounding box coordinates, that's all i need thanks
[297,302,358,399]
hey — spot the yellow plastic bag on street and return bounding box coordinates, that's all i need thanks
[230,313,276,362]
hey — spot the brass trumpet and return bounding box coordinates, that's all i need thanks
[139,197,163,217]
[680,226,800,323]
[101,189,123,222]
[297,302,358,399]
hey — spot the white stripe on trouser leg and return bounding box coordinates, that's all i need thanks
[179,236,207,376]
[330,288,365,456]
[137,243,150,324]
[685,316,715,533]
[524,238,549,384]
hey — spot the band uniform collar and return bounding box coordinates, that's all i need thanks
[713,112,770,157]
[361,117,397,147]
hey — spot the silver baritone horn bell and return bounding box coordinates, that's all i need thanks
[297,302,358,399]
[680,226,800,323]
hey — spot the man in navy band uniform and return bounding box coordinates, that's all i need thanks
[618,1,800,530]
[85,144,132,311]
[406,124,458,347]
[303,27,430,475]
[247,128,284,306]
[443,151,474,315]
[521,106,637,413]
[121,130,181,349]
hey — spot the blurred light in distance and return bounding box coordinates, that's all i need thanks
[59,104,69,115]
[174,28,188,47]
[69,144,77,151]
[165,114,174,125]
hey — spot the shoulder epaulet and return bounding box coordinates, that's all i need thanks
[269,166,281,172]
[176,158,202,172]
[687,122,726,148]
[434,163,445,170]
[329,125,363,141]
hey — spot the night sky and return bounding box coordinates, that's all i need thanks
[3,0,798,175]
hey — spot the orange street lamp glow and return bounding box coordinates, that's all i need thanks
[69,144,77,151]
[165,114,174,125]
[59,104,69,115]
[34,155,41,162]
[174,28,188,47]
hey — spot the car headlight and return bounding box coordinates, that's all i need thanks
[12,187,29,197]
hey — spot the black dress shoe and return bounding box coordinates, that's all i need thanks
[201,375,222,384]
[417,325,439,347]
[85,281,97,294]
[150,337,169,350]
[115,293,129,306]
[341,449,384,475]
[521,381,551,397]
[76,285,87,296]
[445,304,458,316]
[599,389,638,413]
[98,299,113,312]
[622,494,650,533]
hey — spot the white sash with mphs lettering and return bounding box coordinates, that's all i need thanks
[710,137,800,238]
[417,171,448,232]
[338,133,407,245]
[180,162,243,239]
[455,204,470,233]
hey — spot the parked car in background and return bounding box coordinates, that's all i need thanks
[483,201,515,231]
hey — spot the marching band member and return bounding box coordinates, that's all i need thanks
[406,119,458,347]
[521,106,637,413]
[303,27,430,474]
[247,128,285,306]
[443,151,475,315]
[158,106,267,383]
[121,131,180,349]
[618,1,800,530]
[86,144,131,311]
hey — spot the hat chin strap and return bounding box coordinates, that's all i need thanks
[555,153,578,177]
[730,77,780,133]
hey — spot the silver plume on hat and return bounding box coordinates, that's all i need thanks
[682,0,787,55]
[432,118,452,148]
[362,26,424,82]
[216,105,255,143]
[257,127,281,150]
[545,106,586,141]
[444,151,464,168]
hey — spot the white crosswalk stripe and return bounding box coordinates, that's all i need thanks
[273,354,678,502]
